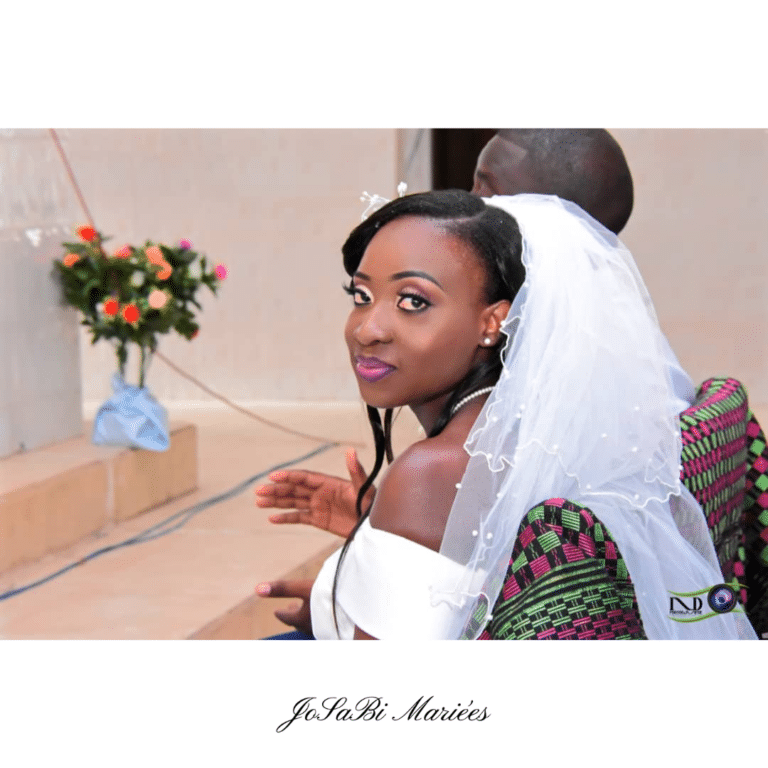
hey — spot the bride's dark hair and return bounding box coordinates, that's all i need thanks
[332,189,525,630]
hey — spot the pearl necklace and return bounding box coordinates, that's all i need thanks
[450,386,494,417]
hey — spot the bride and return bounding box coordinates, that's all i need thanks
[260,189,756,641]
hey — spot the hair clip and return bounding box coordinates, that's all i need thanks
[359,181,408,221]
[359,191,391,221]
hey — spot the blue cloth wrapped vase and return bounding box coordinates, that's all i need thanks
[92,373,169,451]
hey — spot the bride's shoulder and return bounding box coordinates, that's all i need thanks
[368,436,469,553]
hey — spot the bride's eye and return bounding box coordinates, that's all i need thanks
[355,289,372,305]
[397,293,431,312]
[343,282,372,305]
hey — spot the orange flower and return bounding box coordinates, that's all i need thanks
[122,304,140,323]
[144,245,172,278]
[77,225,98,242]
[63,253,80,267]
[114,244,132,259]
[103,299,119,316]
[145,245,163,265]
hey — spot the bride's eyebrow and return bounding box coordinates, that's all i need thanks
[390,270,443,289]
[354,269,444,290]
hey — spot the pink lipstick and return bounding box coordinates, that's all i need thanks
[354,356,396,383]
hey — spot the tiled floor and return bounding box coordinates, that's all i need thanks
[0,402,424,639]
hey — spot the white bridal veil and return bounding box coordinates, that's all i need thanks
[433,194,756,640]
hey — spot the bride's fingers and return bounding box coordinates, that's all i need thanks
[257,579,313,599]
[259,497,311,510]
[274,606,298,622]
[254,483,312,503]
[268,469,331,489]
[267,511,303,524]
[346,449,369,493]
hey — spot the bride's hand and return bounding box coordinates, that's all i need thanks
[255,449,374,538]
[255,579,315,636]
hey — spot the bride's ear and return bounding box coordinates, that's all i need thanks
[480,300,511,345]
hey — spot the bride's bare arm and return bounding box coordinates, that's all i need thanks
[349,439,470,640]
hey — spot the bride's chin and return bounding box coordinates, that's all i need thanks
[360,396,405,410]
[356,388,407,411]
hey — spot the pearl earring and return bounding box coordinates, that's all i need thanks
[483,337,492,346]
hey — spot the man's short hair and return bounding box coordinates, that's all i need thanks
[492,129,634,234]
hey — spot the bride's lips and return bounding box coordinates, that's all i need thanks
[354,355,396,383]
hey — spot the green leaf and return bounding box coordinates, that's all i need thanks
[61,242,90,256]
[172,249,196,265]
[81,277,100,295]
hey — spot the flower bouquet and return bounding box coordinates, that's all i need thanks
[53,225,226,450]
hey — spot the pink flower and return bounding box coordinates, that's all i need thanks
[114,244,132,259]
[148,289,168,309]
[215,264,227,280]
[179,239,192,250]
[63,253,80,267]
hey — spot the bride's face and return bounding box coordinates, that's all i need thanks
[344,216,493,416]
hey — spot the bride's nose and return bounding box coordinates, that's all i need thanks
[351,303,393,347]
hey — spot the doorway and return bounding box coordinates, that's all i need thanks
[431,129,496,191]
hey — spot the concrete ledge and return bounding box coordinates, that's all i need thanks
[189,540,341,640]
[112,424,198,523]
[0,460,108,573]
[0,422,198,573]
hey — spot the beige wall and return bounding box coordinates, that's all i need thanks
[611,129,768,415]
[5,129,765,429]
[0,130,83,458]
[54,129,400,408]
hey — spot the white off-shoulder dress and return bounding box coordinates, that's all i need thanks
[310,518,467,640]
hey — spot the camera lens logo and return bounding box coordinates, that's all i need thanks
[707,584,737,614]
[668,582,743,622]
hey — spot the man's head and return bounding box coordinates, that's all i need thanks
[472,129,634,234]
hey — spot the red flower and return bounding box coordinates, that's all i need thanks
[77,225,98,242]
[103,299,119,316]
[122,304,140,323]
[63,253,80,267]
[190,329,199,339]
